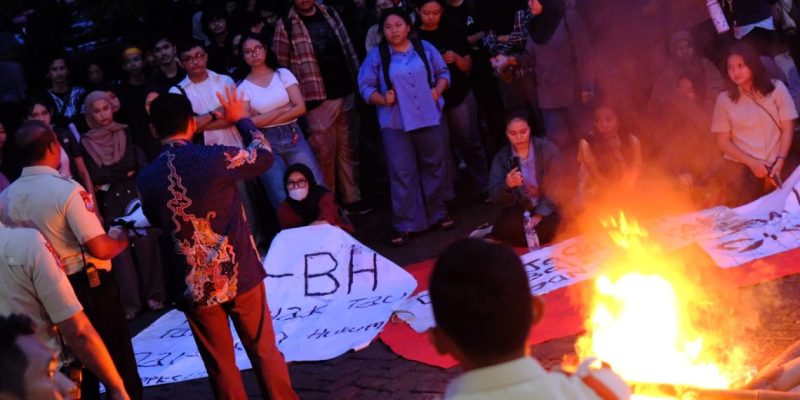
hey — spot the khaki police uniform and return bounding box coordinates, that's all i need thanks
[0,224,83,356]
[0,166,109,274]
[0,165,143,400]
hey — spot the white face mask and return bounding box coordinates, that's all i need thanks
[288,187,309,201]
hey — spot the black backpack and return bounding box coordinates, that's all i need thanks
[378,38,434,90]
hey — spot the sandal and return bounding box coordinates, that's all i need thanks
[391,231,412,247]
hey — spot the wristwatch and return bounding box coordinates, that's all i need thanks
[208,111,218,122]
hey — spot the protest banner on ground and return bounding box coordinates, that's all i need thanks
[132,224,417,386]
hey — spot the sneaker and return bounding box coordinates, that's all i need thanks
[468,223,494,239]
[344,200,373,215]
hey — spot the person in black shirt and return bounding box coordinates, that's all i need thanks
[273,0,371,214]
[202,4,236,74]
[418,0,489,201]
[149,34,185,93]
[116,47,161,161]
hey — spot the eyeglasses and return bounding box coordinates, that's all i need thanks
[181,52,207,65]
[287,178,308,189]
[243,45,264,58]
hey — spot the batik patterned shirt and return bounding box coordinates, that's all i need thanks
[136,119,273,308]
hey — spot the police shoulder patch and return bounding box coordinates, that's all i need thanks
[79,191,95,212]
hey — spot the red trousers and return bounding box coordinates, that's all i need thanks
[184,282,298,400]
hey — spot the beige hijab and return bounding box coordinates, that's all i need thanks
[82,91,128,166]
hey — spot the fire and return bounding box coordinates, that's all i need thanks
[575,213,753,396]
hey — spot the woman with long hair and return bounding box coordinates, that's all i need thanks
[711,43,798,206]
[358,7,452,246]
[235,32,325,210]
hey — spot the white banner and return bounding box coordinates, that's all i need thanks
[132,224,417,386]
[398,167,800,333]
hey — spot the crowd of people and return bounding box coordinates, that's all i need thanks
[0,0,799,398]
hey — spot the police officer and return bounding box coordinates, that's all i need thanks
[0,120,142,400]
[0,223,130,400]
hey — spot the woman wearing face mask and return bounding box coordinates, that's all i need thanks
[82,91,166,319]
[277,163,354,233]
[712,43,798,207]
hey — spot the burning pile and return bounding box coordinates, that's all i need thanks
[574,213,754,398]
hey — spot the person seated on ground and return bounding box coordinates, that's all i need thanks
[646,31,724,122]
[576,105,642,208]
[277,163,355,234]
[429,238,631,400]
[486,111,562,247]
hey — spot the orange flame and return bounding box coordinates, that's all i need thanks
[575,212,754,397]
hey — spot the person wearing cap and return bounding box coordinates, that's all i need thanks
[0,120,142,400]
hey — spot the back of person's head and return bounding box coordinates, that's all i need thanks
[0,314,36,399]
[725,42,774,102]
[430,239,534,361]
[149,93,194,140]
[15,120,57,165]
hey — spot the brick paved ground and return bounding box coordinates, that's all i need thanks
[134,196,800,399]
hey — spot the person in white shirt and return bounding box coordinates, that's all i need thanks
[170,39,246,148]
[711,43,798,207]
[236,32,325,210]
[429,239,630,400]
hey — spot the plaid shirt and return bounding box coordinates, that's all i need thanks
[483,10,530,56]
[272,4,360,102]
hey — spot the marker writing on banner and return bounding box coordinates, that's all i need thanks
[271,303,329,321]
[305,321,386,340]
[302,245,379,297]
[347,292,408,309]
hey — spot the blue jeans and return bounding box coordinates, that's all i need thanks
[381,125,448,232]
[258,122,325,210]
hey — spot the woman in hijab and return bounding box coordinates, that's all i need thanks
[277,163,354,234]
[507,0,593,153]
[82,90,166,320]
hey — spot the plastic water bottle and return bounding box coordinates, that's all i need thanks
[706,0,730,33]
[523,211,540,251]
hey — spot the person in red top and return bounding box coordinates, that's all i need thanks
[277,163,354,233]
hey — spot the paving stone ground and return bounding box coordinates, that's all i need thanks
[133,197,800,399]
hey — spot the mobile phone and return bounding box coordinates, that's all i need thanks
[509,156,520,170]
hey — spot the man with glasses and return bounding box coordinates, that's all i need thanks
[170,39,245,148]
[138,91,298,400]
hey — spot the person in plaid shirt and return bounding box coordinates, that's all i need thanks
[272,0,371,215]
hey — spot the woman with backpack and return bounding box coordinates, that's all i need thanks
[712,43,798,206]
[357,7,453,246]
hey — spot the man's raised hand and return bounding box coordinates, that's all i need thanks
[215,85,248,123]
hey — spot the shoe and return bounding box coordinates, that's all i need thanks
[468,223,494,239]
[435,216,456,231]
[391,231,412,247]
[344,200,373,215]
[147,299,165,311]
